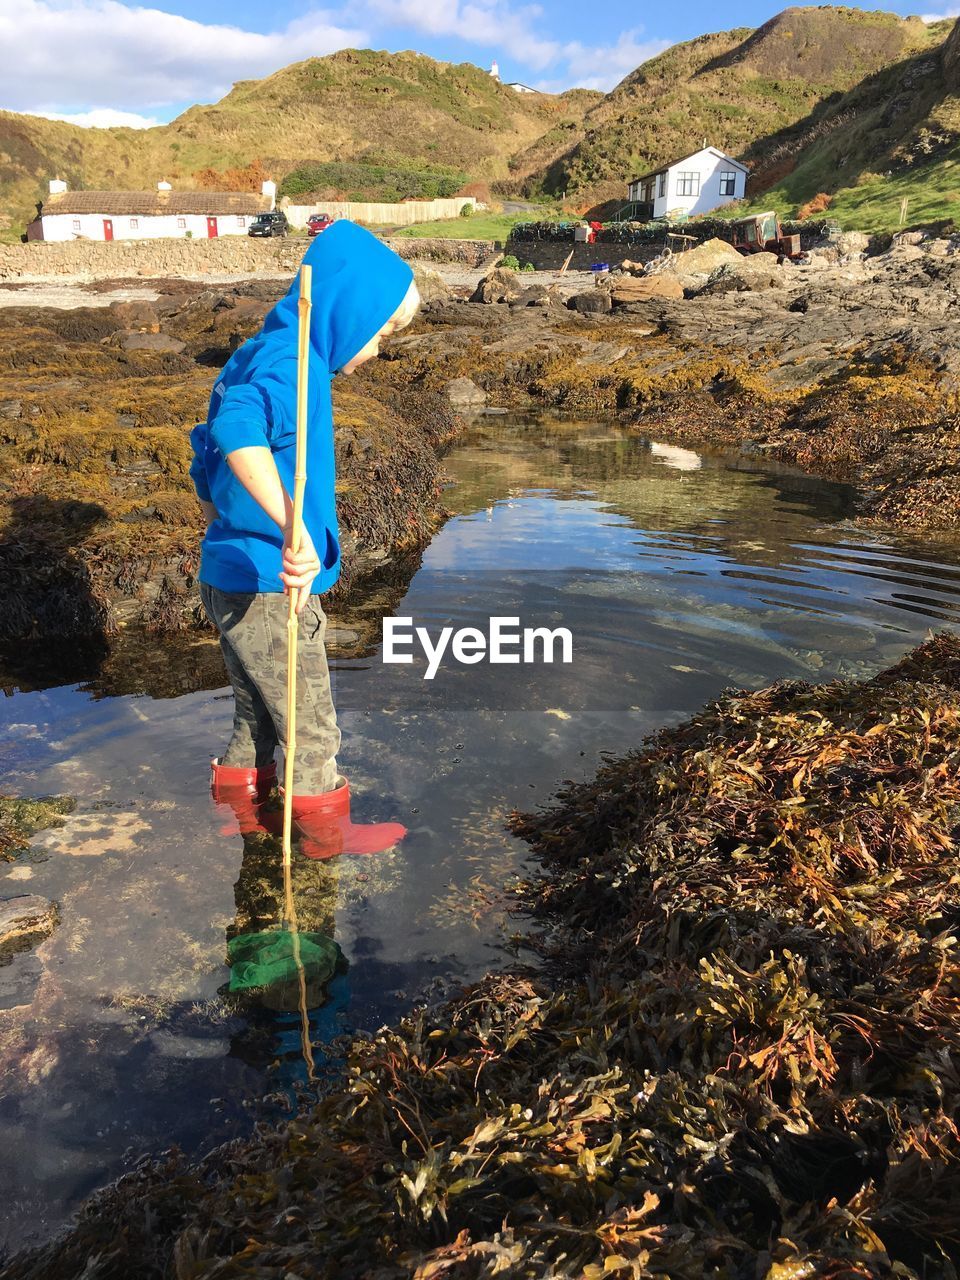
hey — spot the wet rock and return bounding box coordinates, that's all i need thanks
[108,300,160,331]
[444,377,487,408]
[151,1030,231,1060]
[0,952,42,1010]
[568,289,612,315]
[118,331,187,354]
[0,894,58,958]
[611,274,685,304]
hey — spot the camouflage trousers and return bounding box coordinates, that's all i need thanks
[200,582,341,794]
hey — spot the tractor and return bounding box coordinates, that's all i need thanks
[731,211,802,261]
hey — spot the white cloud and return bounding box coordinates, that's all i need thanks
[32,108,163,128]
[921,5,959,17]
[364,0,666,89]
[365,0,560,67]
[0,0,368,113]
[0,0,670,120]
[554,30,670,91]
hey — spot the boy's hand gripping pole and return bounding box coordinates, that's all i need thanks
[282,263,312,873]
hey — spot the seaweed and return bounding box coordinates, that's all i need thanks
[7,635,960,1278]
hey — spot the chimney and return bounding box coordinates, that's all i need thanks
[157,179,172,191]
[261,178,277,210]
[49,178,67,195]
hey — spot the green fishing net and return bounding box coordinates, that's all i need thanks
[227,930,344,993]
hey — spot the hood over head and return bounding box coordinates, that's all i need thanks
[257,219,414,373]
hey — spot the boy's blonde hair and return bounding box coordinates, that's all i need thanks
[385,280,421,335]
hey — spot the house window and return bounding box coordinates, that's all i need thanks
[236,216,246,227]
[72,219,81,232]
[129,218,139,229]
[676,172,700,197]
[177,217,186,229]
[658,172,666,198]
[719,170,738,197]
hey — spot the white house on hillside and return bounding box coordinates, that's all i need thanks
[488,60,539,93]
[627,147,749,219]
[26,178,277,242]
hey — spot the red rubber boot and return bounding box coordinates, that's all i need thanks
[290,777,407,861]
[210,759,277,836]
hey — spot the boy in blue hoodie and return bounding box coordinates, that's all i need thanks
[189,221,420,859]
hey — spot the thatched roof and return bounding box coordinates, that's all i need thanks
[42,190,271,216]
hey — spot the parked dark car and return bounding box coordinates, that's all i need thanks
[307,213,334,237]
[248,211,289,238]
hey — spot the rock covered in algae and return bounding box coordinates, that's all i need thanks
[0,895,58,958]
[7,633,960,1279]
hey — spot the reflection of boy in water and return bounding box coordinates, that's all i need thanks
[222,824,350,1085]
[227,827,346,1014]
[189,222,418,860]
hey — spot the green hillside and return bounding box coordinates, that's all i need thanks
[0,49,591,237]
[737,17,960,232]
[1,13,958,241]
[514,7,939,205]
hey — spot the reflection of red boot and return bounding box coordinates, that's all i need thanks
[210,759,277,836]
[290,777,406,861]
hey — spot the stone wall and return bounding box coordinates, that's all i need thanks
[505,240,657,271]
[0,234,495,281]
[384,238,496,267]
[0,236,308,281]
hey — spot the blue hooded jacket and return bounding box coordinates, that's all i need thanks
[189,220,414,594]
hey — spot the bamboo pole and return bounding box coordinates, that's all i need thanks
[282,262,312,873]
[281,262,316,1081]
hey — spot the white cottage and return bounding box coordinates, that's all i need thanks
[627,148,748,219]
[26,179,277,242]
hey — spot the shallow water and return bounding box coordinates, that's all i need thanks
[2,413,960,1253]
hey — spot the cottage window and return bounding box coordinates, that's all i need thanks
[72,219,81,232]
[237,216,246,227]
[658,172,666,198]
[676,172,700,197]
[719,170,738,197]
[129,218,139,229]
[177,217,186,229]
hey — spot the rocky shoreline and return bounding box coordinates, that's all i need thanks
[2,236,959,1275]
[3,231,956,668]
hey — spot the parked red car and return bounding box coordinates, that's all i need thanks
[307,213,334,237]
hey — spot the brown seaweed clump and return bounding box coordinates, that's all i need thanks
[6,633,960,1279]
[0,296,459,650]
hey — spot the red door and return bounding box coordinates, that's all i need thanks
[206,216,218,238]
[103,219,113,242]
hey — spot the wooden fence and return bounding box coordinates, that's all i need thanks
[281,197,478,229]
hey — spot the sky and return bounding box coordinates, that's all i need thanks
[0,0,957,128]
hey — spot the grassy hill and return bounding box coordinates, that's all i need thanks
[0,50,591,237]
[513,7,939,206]
[1,13,958,240]
[735,17,960,232]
